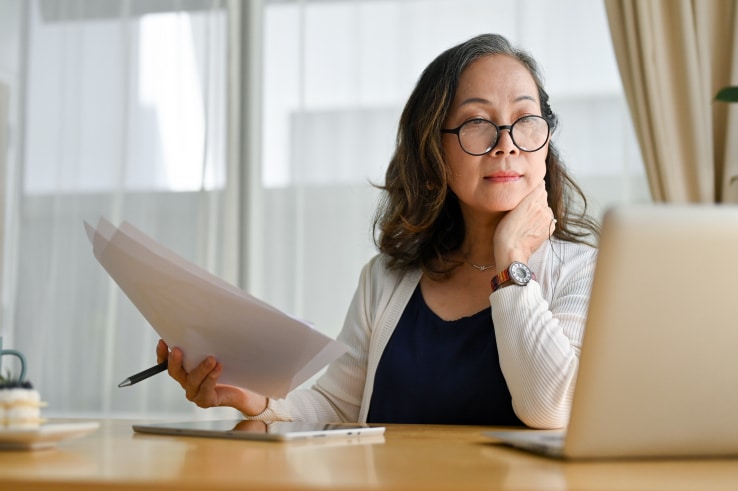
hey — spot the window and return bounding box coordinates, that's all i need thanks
[255,0,649,347]
[2,0,234,418]
[0,0,650,418]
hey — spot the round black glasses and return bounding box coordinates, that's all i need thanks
[441,115,550,156]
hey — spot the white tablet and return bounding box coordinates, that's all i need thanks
[132,419,385,442]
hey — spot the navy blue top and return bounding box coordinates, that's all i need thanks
[367,286,523,426]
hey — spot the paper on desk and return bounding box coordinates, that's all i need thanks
[85,218,348,398]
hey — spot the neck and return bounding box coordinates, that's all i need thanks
[459,211,502,267]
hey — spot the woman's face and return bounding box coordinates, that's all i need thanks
[442,54,549,217]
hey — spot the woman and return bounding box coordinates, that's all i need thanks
[158,33,599,429]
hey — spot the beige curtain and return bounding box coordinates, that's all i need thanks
[605,0,738,203]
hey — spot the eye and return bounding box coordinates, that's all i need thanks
[465,118,491,127]
[514,115,538,127]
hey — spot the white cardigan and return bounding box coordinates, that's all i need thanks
[265,238,597,429]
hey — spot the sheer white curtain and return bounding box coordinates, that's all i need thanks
[0,0,238,418]
[0,0,651,419]
[253,0,651,350]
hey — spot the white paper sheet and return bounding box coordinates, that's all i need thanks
[85,218,348,398]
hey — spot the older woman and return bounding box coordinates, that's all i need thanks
[158,33,599,429]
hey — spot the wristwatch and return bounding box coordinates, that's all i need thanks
[491,261,535,292]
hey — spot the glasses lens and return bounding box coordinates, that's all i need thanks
[510,116,549,151]
[458,120,497,155]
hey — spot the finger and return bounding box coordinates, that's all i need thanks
[543,208,552,223]
[520,181,548,214]
[199,362,222,395]
[167,347,189,386]
[527,180,547,203]
[190,363,223,408]
[156,339,169,364]
[184,356,217,401]
[536,178,547,197]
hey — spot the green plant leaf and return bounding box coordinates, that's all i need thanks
[715,86,738,102]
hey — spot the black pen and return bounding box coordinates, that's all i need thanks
[118,360,168,388]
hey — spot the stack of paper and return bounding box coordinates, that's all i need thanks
[85,218,347,398]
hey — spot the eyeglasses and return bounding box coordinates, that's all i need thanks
[441,115,550,156]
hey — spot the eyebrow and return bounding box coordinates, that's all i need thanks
[457,95,537,107]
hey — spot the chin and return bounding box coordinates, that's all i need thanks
[490,197,524,212]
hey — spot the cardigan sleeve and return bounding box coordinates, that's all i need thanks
[262,256,381,422]
[490,240,597,429]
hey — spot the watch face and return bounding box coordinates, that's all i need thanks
[509,262,532,285]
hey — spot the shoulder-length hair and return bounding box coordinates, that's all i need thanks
[372,33,599,277]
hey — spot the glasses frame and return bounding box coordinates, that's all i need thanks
[441,115,551,156]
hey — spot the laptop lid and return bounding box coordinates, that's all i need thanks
[487,204,738,459]
[563,204,738,459]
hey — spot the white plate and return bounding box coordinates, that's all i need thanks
[0,421,100,450]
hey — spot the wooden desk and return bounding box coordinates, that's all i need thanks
[2,419,738,491]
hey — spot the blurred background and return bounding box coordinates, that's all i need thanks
[0,0,648,419]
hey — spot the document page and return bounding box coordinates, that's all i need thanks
[85,218,348,398]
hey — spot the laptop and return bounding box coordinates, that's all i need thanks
[133,420,385,442]
[486,204,738,459]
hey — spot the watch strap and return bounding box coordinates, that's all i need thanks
[490,262,535,292]
[490,269,511,292]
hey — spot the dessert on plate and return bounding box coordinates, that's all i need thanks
[0,338,45,429]
[0,379,45,429]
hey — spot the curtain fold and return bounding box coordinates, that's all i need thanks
[604,0,738,203]
[3,0,237,419]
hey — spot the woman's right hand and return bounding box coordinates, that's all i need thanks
[156,339,268,417]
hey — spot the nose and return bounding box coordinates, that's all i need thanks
[492,126,518,155]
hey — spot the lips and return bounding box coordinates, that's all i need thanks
[484,172,522,183]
